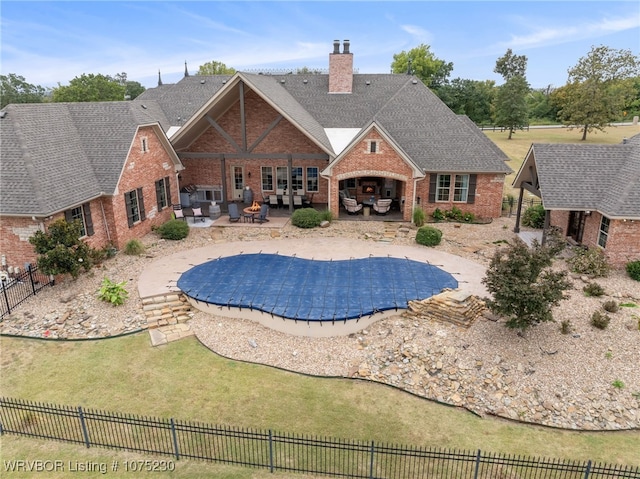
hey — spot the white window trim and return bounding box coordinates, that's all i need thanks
[366,140,381,154]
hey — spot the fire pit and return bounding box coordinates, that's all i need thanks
[242,201,262,222]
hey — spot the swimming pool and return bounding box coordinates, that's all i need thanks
[177,253,458,322]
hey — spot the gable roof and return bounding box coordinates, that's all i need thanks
[137,72,511,174]
[0,102,179,217]
[514,134,640,219]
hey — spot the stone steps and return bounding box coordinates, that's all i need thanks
[404,288,485,328]
[141,293,193,330]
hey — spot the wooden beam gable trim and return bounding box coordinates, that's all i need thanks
[177,152,329,160]
[239,81,247,151]
[206,115,242,153]
[248,114,284,153]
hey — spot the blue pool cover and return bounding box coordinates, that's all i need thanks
[177,253,458,322]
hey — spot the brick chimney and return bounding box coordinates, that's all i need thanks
[329,39,353,94]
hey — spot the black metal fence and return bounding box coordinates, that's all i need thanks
[0,266,54,319]
[1,398,638,478]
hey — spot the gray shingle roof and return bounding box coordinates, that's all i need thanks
[530,135,640,218]
[0,101,168,216]
[139,73,511,173]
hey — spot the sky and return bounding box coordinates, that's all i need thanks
[1,1,639,91]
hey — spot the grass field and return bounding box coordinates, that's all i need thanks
[483,124,640,198]
[1,333,639,477]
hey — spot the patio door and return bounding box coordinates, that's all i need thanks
[232,166,244,201]
[567,211,586,243]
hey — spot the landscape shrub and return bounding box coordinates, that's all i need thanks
[318,209,334,223]
[626,260,640,281]
[413,208,426,227]
[415,226,442,247]
[602,300,619,313]
[124,239,145,256]
[521,204,545,228]
[567,247,610,277]
[559,319,572,335]
[292,208,322,228]
[590,310,610,330]
[156,219,189,240]
[583,282,605,297]
[97,278,129,306]
[432,208,445,222]
[431,207,474,223]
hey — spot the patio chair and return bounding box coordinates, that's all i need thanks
[227,203,241,222]
[373,198,392,215]
[282,194,290,208]
[173,204,186,221]
[191,206,205,222]
[342,197,363,215]
[269,195,279,208]
[256,203,270,224]
[293,195,303,208]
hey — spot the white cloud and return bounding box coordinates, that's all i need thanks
[400,24,433,43]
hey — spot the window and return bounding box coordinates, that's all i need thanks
[291,166,303,192]
[124,188,146,227]
[276,166,288,191]
[369,141,377,153]
[436,174,451,201]
[453,175,469,202]
[64,203,94,237]
[261,166,273,191]
[141,137,148,152]
[155,177,171,211]
[194,186,223,203]
[306,167,319,192]
[598,216,610,248]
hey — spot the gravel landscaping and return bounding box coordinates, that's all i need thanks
[2,216,639,431]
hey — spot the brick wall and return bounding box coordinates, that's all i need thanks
[182,90,329,204]
[0,126,179,269]
[549,211,640,268]
[419,174,506,220]
[329,50,353,94]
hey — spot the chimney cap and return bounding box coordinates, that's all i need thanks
[333,40,340,54]
[343,39,350,54]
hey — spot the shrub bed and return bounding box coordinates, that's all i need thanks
[292,208,322,228]
[156,219,190,240]
[415,226,442,247]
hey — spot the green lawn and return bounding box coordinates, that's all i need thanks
[1,333,639,473]
[484,124,640,198]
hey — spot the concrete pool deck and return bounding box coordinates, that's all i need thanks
[138,238,488,313]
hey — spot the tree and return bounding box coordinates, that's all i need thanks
[197,61,236,75]
[0,73,46,108]
[556,45,640,140]
[52,74,126,102]
[28,219,94,279]
[436,78,495,124]
[482,240,570,333]
[391,44,453,89]
[527,86,559,124]
[113,72,145,100]
[493,49,530,139]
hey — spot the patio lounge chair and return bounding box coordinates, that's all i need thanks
[343,197,363,215]
[269,195,279,208]
[373,198,392,215]
[228,203,241,222]
[191,206,205,222]
[256,203,270,224]
[293,195,303,208]
[173,204,186,221]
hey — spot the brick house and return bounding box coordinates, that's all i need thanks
[512,134,640,267]
[0,102,183,272]
[1,39,510,271]
[137,39,511,222]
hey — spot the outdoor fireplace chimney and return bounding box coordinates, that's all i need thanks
[329,39,353,94]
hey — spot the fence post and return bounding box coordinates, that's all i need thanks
[583,460,591,479]
[1,278,10,316]
[27,265,36,295]
[77,406,91,448]
[369,441,375,479]
[170,418,179,460]
[268,429,274,473]
[473,449,481,479]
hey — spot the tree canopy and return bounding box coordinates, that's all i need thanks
[436,78,495,124]
[197,61,236,75]
[493,50,530,139]
[391,44,453,89]
[52,73,127,102]
[555,45,640,140]
[0,74,46,108]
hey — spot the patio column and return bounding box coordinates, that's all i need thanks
[541,209,551,245]
[513,187,524,233]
